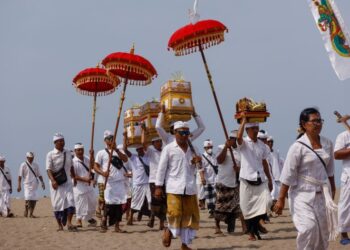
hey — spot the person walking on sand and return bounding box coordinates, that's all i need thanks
[0,156,13,217]
[155,121,202,250]
[72,143,97,228]
[46,133,77,232]
[17,152,45,218]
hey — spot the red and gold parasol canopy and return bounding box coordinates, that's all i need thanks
[102,46,157,86]
[73,67,120,96]
[168,19,228,56]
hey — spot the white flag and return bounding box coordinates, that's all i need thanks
[308,0,350,80]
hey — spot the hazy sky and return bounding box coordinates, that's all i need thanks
[1,0,350,197]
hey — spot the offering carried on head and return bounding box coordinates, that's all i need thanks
[234,97,270,124]
[140,99,161,142]
[160,78,194,123]
[124,105,142,147]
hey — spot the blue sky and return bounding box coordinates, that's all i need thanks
[1,0,349,197]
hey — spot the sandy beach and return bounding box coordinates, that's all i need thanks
[0,196,342,250]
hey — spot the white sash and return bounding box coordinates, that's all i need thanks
[299,174,338,241]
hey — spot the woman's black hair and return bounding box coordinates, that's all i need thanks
[297,107,320,139]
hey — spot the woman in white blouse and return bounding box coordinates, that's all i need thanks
[274,107,336,250]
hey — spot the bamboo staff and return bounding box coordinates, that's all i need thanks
[88,91,97,184]
[198,43,238,172]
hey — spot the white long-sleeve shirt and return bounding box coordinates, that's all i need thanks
[155,112,205,145]
[280,134,334,193]
[155,140,198,195]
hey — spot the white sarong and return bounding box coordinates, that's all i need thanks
[239,179,271,219]
[24,180,39,201]
[338,175,350,232]
[74,188,96,221]
[104,180,126,205]
[131,183,151,211]
[49,181,75,212]
[0,190,10,216]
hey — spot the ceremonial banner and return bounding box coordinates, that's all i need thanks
[308,0,350,80]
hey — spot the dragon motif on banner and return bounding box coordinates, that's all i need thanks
[313,0,350,57]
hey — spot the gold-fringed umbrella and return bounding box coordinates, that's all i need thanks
[101,45,157,186]
[72,66,120,179]
[168,19,238,170]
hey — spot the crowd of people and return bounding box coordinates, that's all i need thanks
[1,107,350,250]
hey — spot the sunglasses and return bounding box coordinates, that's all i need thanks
[177,130,190,136]
[105,136,114,141]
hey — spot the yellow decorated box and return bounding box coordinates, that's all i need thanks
[160,80,193,123]
[140,100,161,142]
[124,105,142,147]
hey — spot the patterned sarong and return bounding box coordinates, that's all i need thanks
[214,183,241,222]
[204,184,216,212]
[150,183,167,220]
[98,183,105,202]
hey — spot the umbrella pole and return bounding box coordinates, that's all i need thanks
[89,92,97,185]
[198,45,238,170]
[104,79,128,189]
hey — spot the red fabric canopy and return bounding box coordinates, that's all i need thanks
[168,19,228,56]
[73,67,119,96]
[102,50,157,86]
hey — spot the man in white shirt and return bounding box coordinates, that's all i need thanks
[214,131,246,234]
[334,127,350,245]
[141,125,166,230]
[202,139,217,218]
[155,105,205,145]
[155,121,202,250]
[17,152,45,218]
[46,133,76,232]
[72,143,97,228]
[266,136,284,202]
[0,156,13,217]
[257,130,273,225]
[237,119,273,241]
[94,130,129,233]
[124,130,151,226]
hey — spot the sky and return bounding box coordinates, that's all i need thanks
[1,0,350,197]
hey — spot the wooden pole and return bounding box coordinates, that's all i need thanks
[104,78,128,188]
[334,111,350,131]
[198,44,238,171]
[89,92,97,184]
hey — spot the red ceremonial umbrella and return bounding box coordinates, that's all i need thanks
[102,45,157,186]
[168,19,238,170]
[73,66,120,178]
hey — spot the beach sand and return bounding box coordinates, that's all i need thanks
[0,196,341,250]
